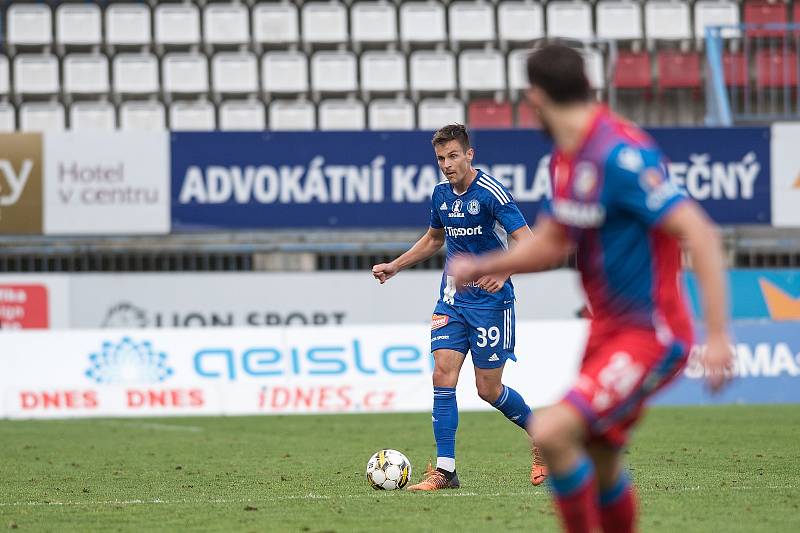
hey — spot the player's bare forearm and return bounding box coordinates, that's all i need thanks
[372,227,444,284]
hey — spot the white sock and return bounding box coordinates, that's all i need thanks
[436,457,456,472]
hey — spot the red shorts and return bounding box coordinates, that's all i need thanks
[562,327,690,448]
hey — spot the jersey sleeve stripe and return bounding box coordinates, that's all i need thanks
[477,181,508,205]
[478,176,511,204]
[479,175,512,203]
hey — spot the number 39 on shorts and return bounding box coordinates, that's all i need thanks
[476,326,500,348]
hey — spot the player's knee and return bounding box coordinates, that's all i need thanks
[532,410,580,454]
[432,367,458,388]
[475,379,502,404]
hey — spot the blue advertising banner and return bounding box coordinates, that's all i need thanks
[653,321,800,405]
[170,127,771,230]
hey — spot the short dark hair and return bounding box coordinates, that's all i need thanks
[526,43,591,104]
[432,123,471,152]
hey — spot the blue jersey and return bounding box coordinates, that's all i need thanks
[429,169,528,309]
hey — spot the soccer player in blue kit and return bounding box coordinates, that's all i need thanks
[372,124,548,491]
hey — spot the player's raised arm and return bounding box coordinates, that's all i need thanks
[372,226,445,284]
[660,202,733,392]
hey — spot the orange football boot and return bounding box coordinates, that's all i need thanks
[406,461,461,491]
[531,446,549,486]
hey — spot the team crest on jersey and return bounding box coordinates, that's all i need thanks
[431,314,449,330]
[573,162,598,199]
[448,199,465,218]
[467,199,480,215]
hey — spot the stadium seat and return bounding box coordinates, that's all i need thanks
[311,51,358,94]
[351,2,398,47]
[262,51,310,96]
[657,51,701,90]
[318,99,367,130]
[459,50,506,94]
[723,52,748,87]
[212,52,259,95]
[63,54,110,96]
[410,50,457,93]
[614,51,652,89]
[219,100,266,131]
[516,100,540,128]
[468,100,513,128]
[546,1,594,41]
[400,2,447,47]
[507,48,531,93]
[56,4,102,48]
[154,4,201,48]
[368,99,416,130]
[113,54,160,96]
[268,100,316,131]
[20,102,65,132]
[583,48,606,91]
[418,98,465,130]
[203,4,250,48]
[449,2,496,48]
[645,1,692,42]
[163,53,210,97]
[69,101,116,131]
[0,103,16,132]
[497,1,545,46]
[361,51,408,94]
[0,56,9,97]
[302,2,348,47]
[252,3,299,46]
[119,101,166,131]
[105,4,152,48]
[596,1,643,41]
[744,1,788,38]
[694,1,741,43]
[6,4,52,48]
[13,54,59,96]
[169,101,216,131]
[756,50,798,88]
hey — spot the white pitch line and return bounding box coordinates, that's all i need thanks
[98,421,204,433]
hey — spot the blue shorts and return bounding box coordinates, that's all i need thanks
[430,301,517,369]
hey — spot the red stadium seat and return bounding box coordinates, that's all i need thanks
[657,51,701,90]
[468,99,513,128]
[516,100,540,128]
[756,49,798,88]
[744,1,788,38]
[723,52,748,87]
[613,51,652,90]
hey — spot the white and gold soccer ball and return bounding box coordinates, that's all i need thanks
[366,449,412,490]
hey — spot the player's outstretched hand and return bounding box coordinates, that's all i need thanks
[372,262,399,284]
[449,254,482,288]
[703,333,734,393]
[476,275,506,294]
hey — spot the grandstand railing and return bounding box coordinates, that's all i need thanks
[706,23,800,125]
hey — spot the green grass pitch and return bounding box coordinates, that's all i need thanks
[0,405,798,532]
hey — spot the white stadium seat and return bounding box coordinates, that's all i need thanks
[163,53,210,96]
[351,2,398,46]
[459,50,506,93]
[70,101,116,131]
[400,2,447,46]
[311,51,357,94]
[203,4,250,47]
[498,1,545,45]
[0,56,9,96]
[410,50,457,93]
[360,51,407,94]
[56,4,102,48]
[212,52,259,95]
[694,1,741,42]
[368,99,415,130]
[507,48,530,92]
[253,3,299,46]
[546,1,594,41]
[113,54,159,96]
[0,103,16,132]
[119,101,166,131]
[169,101,216,131]
[262,51,309,95]
[13,54,59,96]
[318,99,366,131]
[7,4,52,47]
[645,0,692,41]
[583,48,606,90]
[596,1,643,41]
[302,2,348,46]
[20,102,65,132]
[154,4,201,47]
[268,100,316,131]
[449,2,496,47]
[106,4,151,48]
[418,98,465,130]
[63,54,110,95]
[219,100,266,131]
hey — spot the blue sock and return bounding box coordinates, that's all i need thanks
[549,454,595,498]
[491,385,532,430]
[432,386,458,470]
